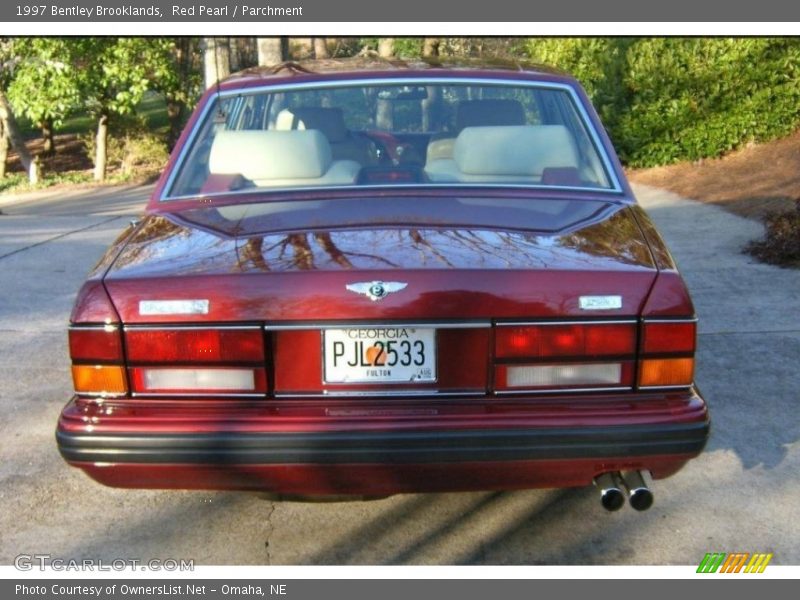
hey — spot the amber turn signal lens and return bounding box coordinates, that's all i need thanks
[639,358,694,387]
[72,365,128,396]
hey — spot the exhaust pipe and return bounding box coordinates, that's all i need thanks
[593,472,625,511]
[621,470,654,511]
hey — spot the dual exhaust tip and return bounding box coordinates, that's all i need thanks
[594,470,653,512]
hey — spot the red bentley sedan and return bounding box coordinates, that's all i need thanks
[57,58,709,511]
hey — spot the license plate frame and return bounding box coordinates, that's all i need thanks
[323,327,437,384]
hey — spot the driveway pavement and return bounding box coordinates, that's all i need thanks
[0,184,797,566]
[0,182,154,217]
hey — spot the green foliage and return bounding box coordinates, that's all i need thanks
[526,37,800,167]
[73,38,174,119]
[526,38,633,129]
[392,38,425,58]
[0,170,93,195]
[6,38,82,129]
[357,37,529,61]
[357,38,426,58]
[147,38,203,119]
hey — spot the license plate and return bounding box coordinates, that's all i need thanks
[323,327,436,384]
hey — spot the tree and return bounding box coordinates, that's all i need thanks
[0,90,36,180]
[313,38,330,59]
[202,37,231,89]
[378,38,394,58]
[6,38,81,156]
[257,37,287,66]
[73,38,171,181]
[0,117,7,178]
[420,38,443,131]
[422,38,440,58]
[152,38,202,149]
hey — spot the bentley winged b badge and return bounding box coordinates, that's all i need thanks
[346,281,408,302]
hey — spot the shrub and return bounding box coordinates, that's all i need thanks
[746,200,800,267]
[82,116,169,176]
[525,38,800,167]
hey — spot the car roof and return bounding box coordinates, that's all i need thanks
[219,56,579,91]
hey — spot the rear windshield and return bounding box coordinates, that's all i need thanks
[165,80,617,200]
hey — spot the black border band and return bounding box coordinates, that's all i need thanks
[57,421,709,465]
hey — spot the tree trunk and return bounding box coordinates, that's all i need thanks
[166,100,184,151]
[313,38,330,59]
[376,98,393,131]
[257,38,285,66]
[94,113,109,182]
[293,38,313,59]
[0,120,8,179]
[422,86,442,132]
[423,38,440,57]
[166,38,192,150]
[41,118,55,156]
[0,90,34,179]
[203,37,231,89]
[378,38,394,58]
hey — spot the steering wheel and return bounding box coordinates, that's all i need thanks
[361,130,412,166]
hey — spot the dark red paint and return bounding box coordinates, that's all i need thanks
[58,60,708,493]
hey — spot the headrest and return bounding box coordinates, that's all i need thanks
[455,99,526,131]
[453,125,579,177]
[275,107,349,142]
[209,130,332,181]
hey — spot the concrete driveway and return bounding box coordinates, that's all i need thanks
[0,183,797,565]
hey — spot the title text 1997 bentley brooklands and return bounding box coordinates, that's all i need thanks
[57,58,709,511]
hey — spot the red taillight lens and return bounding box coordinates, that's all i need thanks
[642,321,696,354]
[638,320,696,388]
[69,326,123,362]
[496,323,636,359]
[69,325,126,396]
[125,328,264,363]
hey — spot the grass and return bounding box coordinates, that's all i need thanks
[138,92,171,132]
[0,171,91,195]
[2,92,170,196]
[16,91,170,140]
[0,168,159,196]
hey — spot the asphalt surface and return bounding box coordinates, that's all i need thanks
[0,183,797,566]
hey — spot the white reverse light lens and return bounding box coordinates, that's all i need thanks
[143,368,255,391]
[506,363,621,388]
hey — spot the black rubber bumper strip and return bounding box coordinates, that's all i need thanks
[57,421,709,465]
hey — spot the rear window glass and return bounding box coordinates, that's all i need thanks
[165,80,616,200]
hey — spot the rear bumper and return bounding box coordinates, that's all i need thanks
[57,388,709,493]
[57,421,708,465]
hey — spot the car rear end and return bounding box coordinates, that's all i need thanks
[57,206,708,510]
[57,65,709,510]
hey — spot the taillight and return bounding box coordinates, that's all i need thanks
[72,365,128,396]
[130,367,267,394]
[69,325,123,362]
[124,326,268,397]
[496,362,634,390]
[639,358,694,387]
[496,323,636,358]
[642,321,696,354]
[69,325,128,397]
[125,328,264,363]
[638,320,696,388]
[494,321,636,392]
